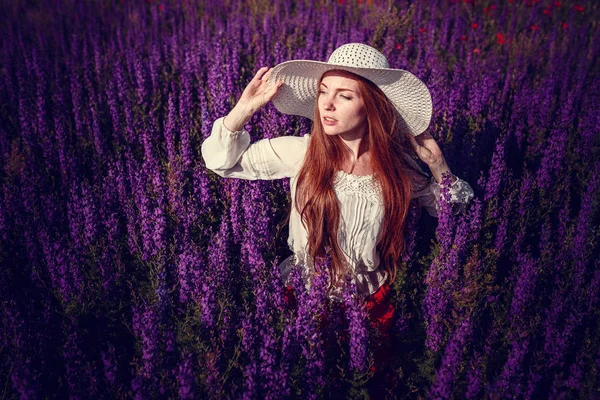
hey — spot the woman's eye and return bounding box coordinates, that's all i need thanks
[341,95,351,100]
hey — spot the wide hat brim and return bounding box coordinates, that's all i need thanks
[268,60,432,137]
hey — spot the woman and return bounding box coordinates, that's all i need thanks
[201,43,474,372]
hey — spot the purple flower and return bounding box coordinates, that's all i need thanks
[342,282,371,375]
[429,316,473,399]
[177,352,197,400]
[101,345,118,388]
[484,134,507,203]
[423,174,480,353]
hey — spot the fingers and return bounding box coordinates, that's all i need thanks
[417,131,435,141]
[253,66,274,84]
[421,133,434,142]
[414,131,436,146]
[263,68,272,82]
[272,80,284,94]
[265,81,284,102]
[252,66,269,81]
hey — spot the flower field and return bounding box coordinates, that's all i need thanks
[1,0,598,398]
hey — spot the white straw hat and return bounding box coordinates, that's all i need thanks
[268,43,433,137]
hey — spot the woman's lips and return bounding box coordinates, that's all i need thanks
[323,116,337,126]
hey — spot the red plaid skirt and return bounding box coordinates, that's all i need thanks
[283,283,395,373]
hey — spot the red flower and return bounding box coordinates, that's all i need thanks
[553,1,561,7]
[419,27,427,33]
[496,33,506,45]
[484,7,489,13]
[460,35,467,41]
[574,5,584,12]
[337,0,345,4]
[530,25,538,31]
[407,35,414,43]
[395,44,402,50]
[157,4,163,11]
[473,48,481,54]
[561,21,568,30]
[543,7,551,15]
[490,5,496,10]
[471,22,479,29]
[508,0,514,2]
[358,0,363,3]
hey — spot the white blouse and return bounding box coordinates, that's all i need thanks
[201,117,475,300]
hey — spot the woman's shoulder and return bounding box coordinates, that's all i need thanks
[266,133,311,175]
[297,133,311,152]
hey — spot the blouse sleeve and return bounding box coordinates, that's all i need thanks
[201,117,309,180]
[403,153,474,218]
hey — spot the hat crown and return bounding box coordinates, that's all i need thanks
[327,43,389,69]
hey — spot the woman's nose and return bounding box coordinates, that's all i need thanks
[323,96,335,110]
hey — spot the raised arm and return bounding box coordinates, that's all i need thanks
[403,153,474,218]
[201,117,309,180]
[201,66,308,180]
[221,66,283,133]
[404,129,474,217]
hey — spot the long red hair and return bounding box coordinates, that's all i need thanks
[291,70,419,292]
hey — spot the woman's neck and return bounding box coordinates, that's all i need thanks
[338,128,369,162]
[341,151,372,175]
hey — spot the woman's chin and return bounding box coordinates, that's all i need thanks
[323,128,341,136]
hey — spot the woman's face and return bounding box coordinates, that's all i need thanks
[317,71,367,140]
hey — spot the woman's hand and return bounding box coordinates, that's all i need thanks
[238,67,283,112]
[407,131,456,184]
[223,67,283,132]
[407,130,444,166]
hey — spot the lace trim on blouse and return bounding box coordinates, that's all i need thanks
[333,170,383,206]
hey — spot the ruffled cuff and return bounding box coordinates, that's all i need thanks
[201,117,251,171]
[429,176,475,214]
[220,116,246,137]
